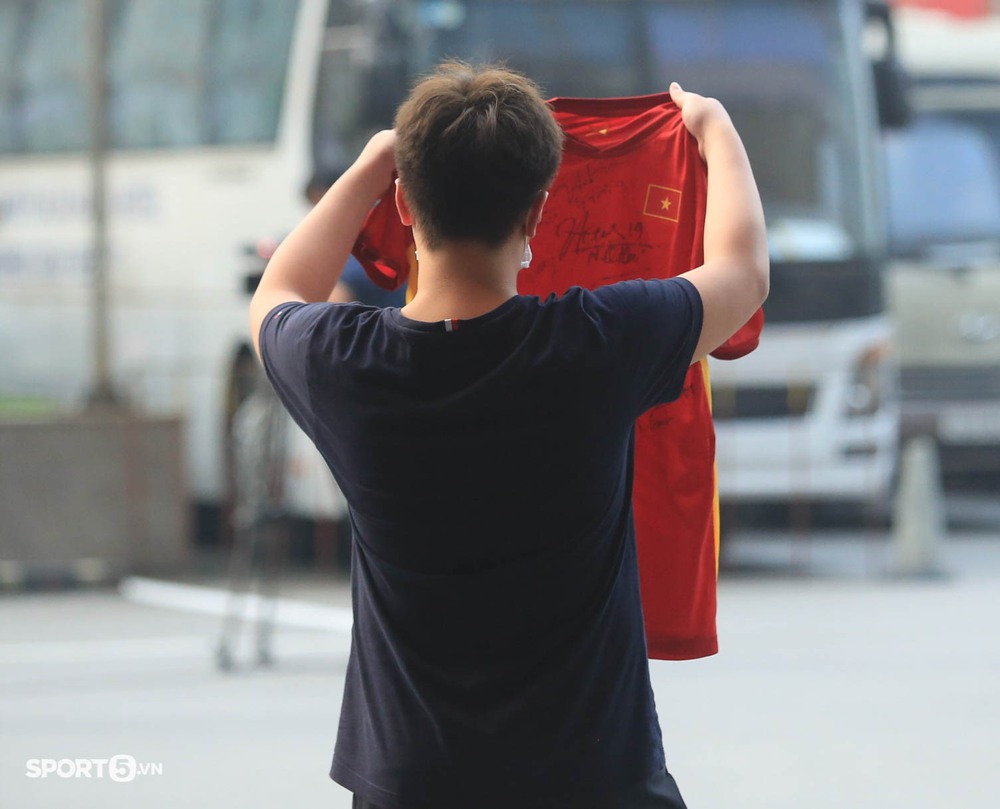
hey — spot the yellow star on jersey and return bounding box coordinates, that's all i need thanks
[643,184,681,222]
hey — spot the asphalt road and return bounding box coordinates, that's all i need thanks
[2,528,999,809]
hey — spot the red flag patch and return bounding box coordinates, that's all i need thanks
[643,184,682,222]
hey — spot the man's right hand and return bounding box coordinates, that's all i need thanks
[670,83,770,364]
[250,131,400,357]
[669,82,734,163]
[352,130,398,200]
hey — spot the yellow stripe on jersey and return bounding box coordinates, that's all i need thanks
[699,358,721,575]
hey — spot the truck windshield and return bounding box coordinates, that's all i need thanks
[416,0,865,263]
[884,115,1000,257]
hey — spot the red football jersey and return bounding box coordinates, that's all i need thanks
[352,93,764,660]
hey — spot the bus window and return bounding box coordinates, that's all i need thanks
[108,0,211,149]
[109,0,299,149]
[0,0,299,154]
[0,0,89,154]
[207,0,299,144]
[0,3,21,152]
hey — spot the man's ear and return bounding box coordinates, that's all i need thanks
[525,190,549,239]
[394,178,414,226]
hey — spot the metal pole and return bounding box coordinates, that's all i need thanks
[87,0,118,407]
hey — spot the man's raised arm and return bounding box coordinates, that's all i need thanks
[671,83,769,363]
[249,130,397,358]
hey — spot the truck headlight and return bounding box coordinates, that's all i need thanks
[846,340,893,418]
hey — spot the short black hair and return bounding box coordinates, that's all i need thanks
[393,61,564,248]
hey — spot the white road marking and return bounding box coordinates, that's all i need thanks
[119,576,354,633]
[0,579,352,670]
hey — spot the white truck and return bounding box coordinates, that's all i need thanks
[886,4,1000,486]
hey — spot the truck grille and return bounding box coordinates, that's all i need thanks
[711,385,815,420]
[901,367,1000,402]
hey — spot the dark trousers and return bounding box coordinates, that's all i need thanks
[352,767,688,809]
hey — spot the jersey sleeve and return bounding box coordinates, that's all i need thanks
[590,277,704,415]
[710,306,764,360]
[257,301,332,437]
[352,184,413,292]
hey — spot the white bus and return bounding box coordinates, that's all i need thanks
[0,0,343,538]
[0,0,902,540]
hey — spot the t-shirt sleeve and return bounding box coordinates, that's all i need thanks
[589,277,703,415]
[257,301,332,437]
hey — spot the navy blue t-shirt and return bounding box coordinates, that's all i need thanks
[259,278,703,809]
